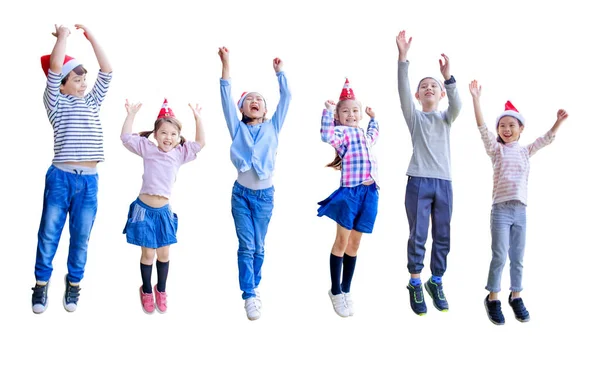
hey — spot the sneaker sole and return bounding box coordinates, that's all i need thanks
[425,283,448,312]
[484,297,505,325]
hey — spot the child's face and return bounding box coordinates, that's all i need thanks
[240,92,267,120]
[415,78,445,106]
[497,116,524,143]
[154,122,180,152]
[335,100,362,127]
[60,71,87,97]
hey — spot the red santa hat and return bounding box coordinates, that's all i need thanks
[157,98,176,119]
[496,101,525,126]
[40,55,81,77]
[339,78,356,100]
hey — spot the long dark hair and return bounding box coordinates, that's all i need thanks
[139,117,186,146]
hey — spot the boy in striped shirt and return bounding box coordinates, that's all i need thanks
[31,24,112,314]
[469,80,568,325]
[318,78,379,318]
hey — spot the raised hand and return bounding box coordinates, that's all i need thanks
[74,24,92,41]
[52,24,70,38]
[396,30,412,60]
[439,54,451,80]
[324,99,336,112]
[273,57,283,73]
[557,109,569,122]
[188,103,202,119]
[218,47,229,64]
[469,80,482,98]
[365,106,376,119]
[125,99,142,115]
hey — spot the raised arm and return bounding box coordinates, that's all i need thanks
[469,80,485,127]
[469,81,497,157]
[218,46,240,139]
[396,30,416,130]
[365,106,380,145]
[550,109,568,136]
[526,109,567,157]
[121,100,142,136]
[441,54,461,123]
[321,100,347,155]
[49,24,70,75]
[75,24,111,73]
[271,57,291,132]
[189,103,207,148]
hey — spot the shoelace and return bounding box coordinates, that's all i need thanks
[412,286,424,302]
[436,285,446,300]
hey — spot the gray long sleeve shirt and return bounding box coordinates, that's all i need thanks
[397,61,461,181]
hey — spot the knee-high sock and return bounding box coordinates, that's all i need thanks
[341,254,357,293]
[330,254,343,295]
[140,263,152,294]
[156,260,170,293]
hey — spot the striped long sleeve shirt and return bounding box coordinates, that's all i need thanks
[320,109,379,187]
[43,70,112,163]
[478,124,554,205]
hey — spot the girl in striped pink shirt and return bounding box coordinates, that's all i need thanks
[469,80,569,325]
[318,78,379,318]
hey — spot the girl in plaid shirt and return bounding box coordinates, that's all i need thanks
[318,79,379,318]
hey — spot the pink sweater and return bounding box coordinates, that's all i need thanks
[122,133,201,198]
[478,125,554,205]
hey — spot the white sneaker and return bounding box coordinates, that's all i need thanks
[244,297,261,321]
[254,290,262,310]
[328,290,349,318]
[343,292,355,316]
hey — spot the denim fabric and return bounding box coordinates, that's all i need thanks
[317,184,379,233]
[486,201,527,293]
[405,176,453,276]
[123,198,178,249]
[35,165,98,283]
[231,181,274,300]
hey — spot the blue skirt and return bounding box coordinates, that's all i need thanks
[123,198,178,248]
[317,184,378,233]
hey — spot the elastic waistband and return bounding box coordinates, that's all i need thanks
[53,163,97,175]
[134,197,170,212]
[233,180,274,196]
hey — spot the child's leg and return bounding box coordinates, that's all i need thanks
[66,173,99,284]
[405,177,434,280]
[141,247,156,294]
[331,224,351,295]
[487,203,511,300]
[341,230,363,293]
[249,187,275,290]
[34,166,70,283]
[508,204,527,298]
[430,179,452,280]
[232,184,257,300]
[156,246,170,293]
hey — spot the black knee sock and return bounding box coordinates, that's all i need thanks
[341,254,357,293]
[140,263,152,294]
[156,260,170,293]
[330,254,343,295]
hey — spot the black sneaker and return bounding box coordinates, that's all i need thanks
[425,278,449,311]
[484,295,505,325]
[63,274,81,313]
[31,282,50,314]
[407,283,427,316]
[508,295,530,322]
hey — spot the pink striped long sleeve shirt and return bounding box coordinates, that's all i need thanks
[478,125,554,205]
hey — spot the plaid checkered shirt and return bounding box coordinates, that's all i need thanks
[320,109,380,187]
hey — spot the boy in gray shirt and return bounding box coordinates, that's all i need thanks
[396,30,461,316]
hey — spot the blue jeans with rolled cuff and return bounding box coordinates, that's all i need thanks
[231,181,274,300]
[35,165,98,284]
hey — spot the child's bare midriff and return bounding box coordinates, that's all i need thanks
[139,194,169,208]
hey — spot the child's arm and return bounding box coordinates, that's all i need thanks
[469,80,497,157]
[188,103,207,149]
[321,100,347,155]
[44,25,70,111]
[75,24,111,73]
[441,54,461,124]
[396,30,416,130]
[271,57,292,132]
[365,106,380,145]
[120,100,142,136]
[527,109,568,156]
[218,46,240,139]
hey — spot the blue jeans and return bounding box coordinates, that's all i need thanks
[486,201,527,293]
[405,176,453,276]
[231,181,274,300]
[35,165,99,283]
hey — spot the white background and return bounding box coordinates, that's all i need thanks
[2,0,598,375]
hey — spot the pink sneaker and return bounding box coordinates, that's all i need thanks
[139,286,154,314]
[154,285,168,313]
